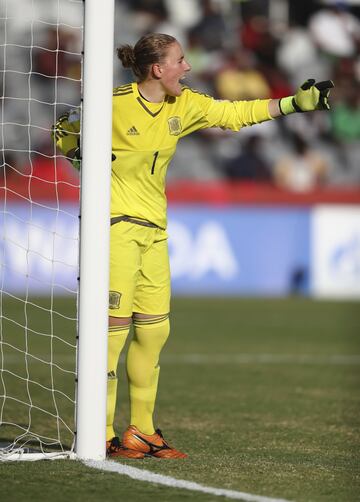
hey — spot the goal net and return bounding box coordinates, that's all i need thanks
[0,0,83,460]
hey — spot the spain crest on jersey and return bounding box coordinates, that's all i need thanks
[109,291,121,309]
[168,116,182,136]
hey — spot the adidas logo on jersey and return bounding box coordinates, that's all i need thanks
[127,126,139,135]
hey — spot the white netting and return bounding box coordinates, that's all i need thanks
[0,0,83,459]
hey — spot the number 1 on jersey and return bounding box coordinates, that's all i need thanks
[151,151,159,175]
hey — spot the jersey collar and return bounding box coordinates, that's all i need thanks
[134,83,165,118]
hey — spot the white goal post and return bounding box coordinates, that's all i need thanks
[0,0,114,461]
[76,0,114,460]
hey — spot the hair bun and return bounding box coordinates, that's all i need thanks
[117,44,136,69]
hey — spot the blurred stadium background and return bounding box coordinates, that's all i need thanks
[1,0,360,299]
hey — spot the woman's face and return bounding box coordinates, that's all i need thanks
[157,42,191,96]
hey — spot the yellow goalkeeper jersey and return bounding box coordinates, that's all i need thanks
[53,82,272,228]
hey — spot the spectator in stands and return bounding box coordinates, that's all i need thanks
[273,132,329,191]
[190,0,227,52]
[163,0,202,33]
[184,29,217,93]
[240,14,278,69]
[33,27,80,79]
[129,2,187,47]
[241,14,269,53]
[276,23,327,86]
[223,135,272,182]
[32,27,81,103]
[215,49,271,101]
[264,67,293,100]
[330,77,360,143]
[328,75,360,184]
[309,3,360,58]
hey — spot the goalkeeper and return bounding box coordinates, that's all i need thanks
[52,33,333,459]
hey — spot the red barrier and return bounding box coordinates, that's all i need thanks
[0,158,80,204]
[1,159,359,206]
[166,180,360,205]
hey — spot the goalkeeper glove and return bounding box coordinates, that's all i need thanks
[279,79,334,115]
[71,144,81,171]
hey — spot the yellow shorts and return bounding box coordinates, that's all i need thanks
[109,220,170,318]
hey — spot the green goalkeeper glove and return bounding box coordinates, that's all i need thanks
[279,79,334,115]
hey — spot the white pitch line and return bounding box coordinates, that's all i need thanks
[84,460,293,502]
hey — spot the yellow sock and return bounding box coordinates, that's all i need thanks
[106,325,130,441]
[126,316,170,435]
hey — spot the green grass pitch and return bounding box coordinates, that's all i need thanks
[1,296,359,501]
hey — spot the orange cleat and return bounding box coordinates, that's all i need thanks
[122,425,188,459]
[106,436,145,459]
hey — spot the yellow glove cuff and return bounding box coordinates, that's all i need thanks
[279,96,296,116]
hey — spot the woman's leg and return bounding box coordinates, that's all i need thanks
[126,313,170,434]
[106,315,131,441]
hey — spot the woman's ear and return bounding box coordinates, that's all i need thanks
[151,63,162,79]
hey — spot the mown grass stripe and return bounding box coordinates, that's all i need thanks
[85,460,293,502]
[3,353,360,365]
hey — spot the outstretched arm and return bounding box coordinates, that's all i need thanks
[181,79,334,135]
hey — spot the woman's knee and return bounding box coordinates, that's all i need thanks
[109,315,132,329]
[132,313,170,350]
